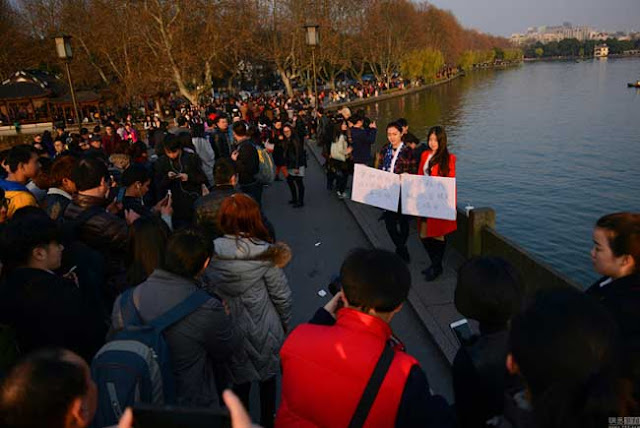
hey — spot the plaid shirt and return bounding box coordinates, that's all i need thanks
[376,144,417,174]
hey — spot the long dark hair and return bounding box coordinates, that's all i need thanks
[509,288,632,428]
[333,120,348,141]
[127,217,170,286]
[427,125,450,177]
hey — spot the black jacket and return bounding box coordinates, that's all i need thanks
[64,194,128,255]
[111,269,241,407]
[586,273,640,380]
[453,328,520,427]
[310,308,456,428]
[284,136,306,170]
[0,268,107,362]
[154,151,207,225]
[210,129,231,160]
[193,184,238,239]
[43,189,73,221]
[272,129,286,166]
[63,194,129,302]
[234,139,259,185]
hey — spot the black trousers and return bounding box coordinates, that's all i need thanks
[234,377,277,428]
[384,210,410,250]
[287,176,305,203]
[241,181,263,207]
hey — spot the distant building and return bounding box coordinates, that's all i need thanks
[511,23,595,45]
[594,44,609,57]
[0,70,100,126]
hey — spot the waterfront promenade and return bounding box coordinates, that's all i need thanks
[303,141,466,364]
[261,140,454,403]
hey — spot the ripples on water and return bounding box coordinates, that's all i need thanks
[365,58,640,287]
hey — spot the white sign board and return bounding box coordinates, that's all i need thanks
[400,174,457,220]
[351,164,401,211]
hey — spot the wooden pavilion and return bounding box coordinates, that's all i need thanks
[0,70,100,126]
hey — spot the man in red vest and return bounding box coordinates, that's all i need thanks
[276,248,454,428]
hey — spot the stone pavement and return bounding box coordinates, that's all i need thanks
[305,141,466,364]
[261,141,454,402]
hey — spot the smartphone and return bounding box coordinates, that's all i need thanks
[133,404,231,428]
[116,187,126,203]
[450,318,474,345]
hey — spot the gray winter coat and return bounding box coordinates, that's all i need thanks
[202,236,293,385]
[111,269,240,407]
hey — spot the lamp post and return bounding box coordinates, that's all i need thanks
[303,23,320,112]
[54,35,81,127]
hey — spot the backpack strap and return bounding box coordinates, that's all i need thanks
[119,288,143,327]
[348,341,395,428]
[148,290,212,332]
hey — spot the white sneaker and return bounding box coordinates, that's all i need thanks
[337,192,345,199]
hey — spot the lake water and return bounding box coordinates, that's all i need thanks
[363,58,640,287]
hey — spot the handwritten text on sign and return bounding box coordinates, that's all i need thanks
[351,164,401,211]
[400,174,456,220]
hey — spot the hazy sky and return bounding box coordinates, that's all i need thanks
[423,0,640,36]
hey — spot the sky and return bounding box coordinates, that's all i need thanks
[423,0,640,37]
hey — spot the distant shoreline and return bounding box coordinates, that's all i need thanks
[524,53,640,62]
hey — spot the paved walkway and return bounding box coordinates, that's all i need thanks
[261,143,454,402]
[304,141,466,364]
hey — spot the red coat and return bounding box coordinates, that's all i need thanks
[276,308,418,428]
[417,151,457,238]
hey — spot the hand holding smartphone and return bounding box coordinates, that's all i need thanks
[450,318,475,346]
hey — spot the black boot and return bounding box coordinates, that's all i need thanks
[423,239,445,281]
[286,176,297,204]
[421,238,435,275]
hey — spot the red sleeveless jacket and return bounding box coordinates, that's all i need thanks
[276,308,418,428]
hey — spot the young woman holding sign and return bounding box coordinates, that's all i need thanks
[418,126,457,281]
[376,121,417,263]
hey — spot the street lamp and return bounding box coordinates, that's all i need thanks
[303,23,320,112]
[54,35,81,127]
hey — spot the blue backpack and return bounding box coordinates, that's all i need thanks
[90,287,211,428]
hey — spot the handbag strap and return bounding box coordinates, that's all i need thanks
[348,342,395,428]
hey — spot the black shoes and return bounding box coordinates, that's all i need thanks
[288,199,297,205]
[293,202,305,208]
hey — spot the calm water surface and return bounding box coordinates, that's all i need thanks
[364,58,640,287]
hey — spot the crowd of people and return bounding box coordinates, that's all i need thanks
[0,94,638,428]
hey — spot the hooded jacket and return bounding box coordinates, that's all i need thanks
[202,236,292,384]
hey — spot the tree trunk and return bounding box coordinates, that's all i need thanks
[279,69,294,97]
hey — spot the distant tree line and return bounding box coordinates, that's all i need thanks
[458,48,523,71]
[524,38,640,59]
[0,0,518,103]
